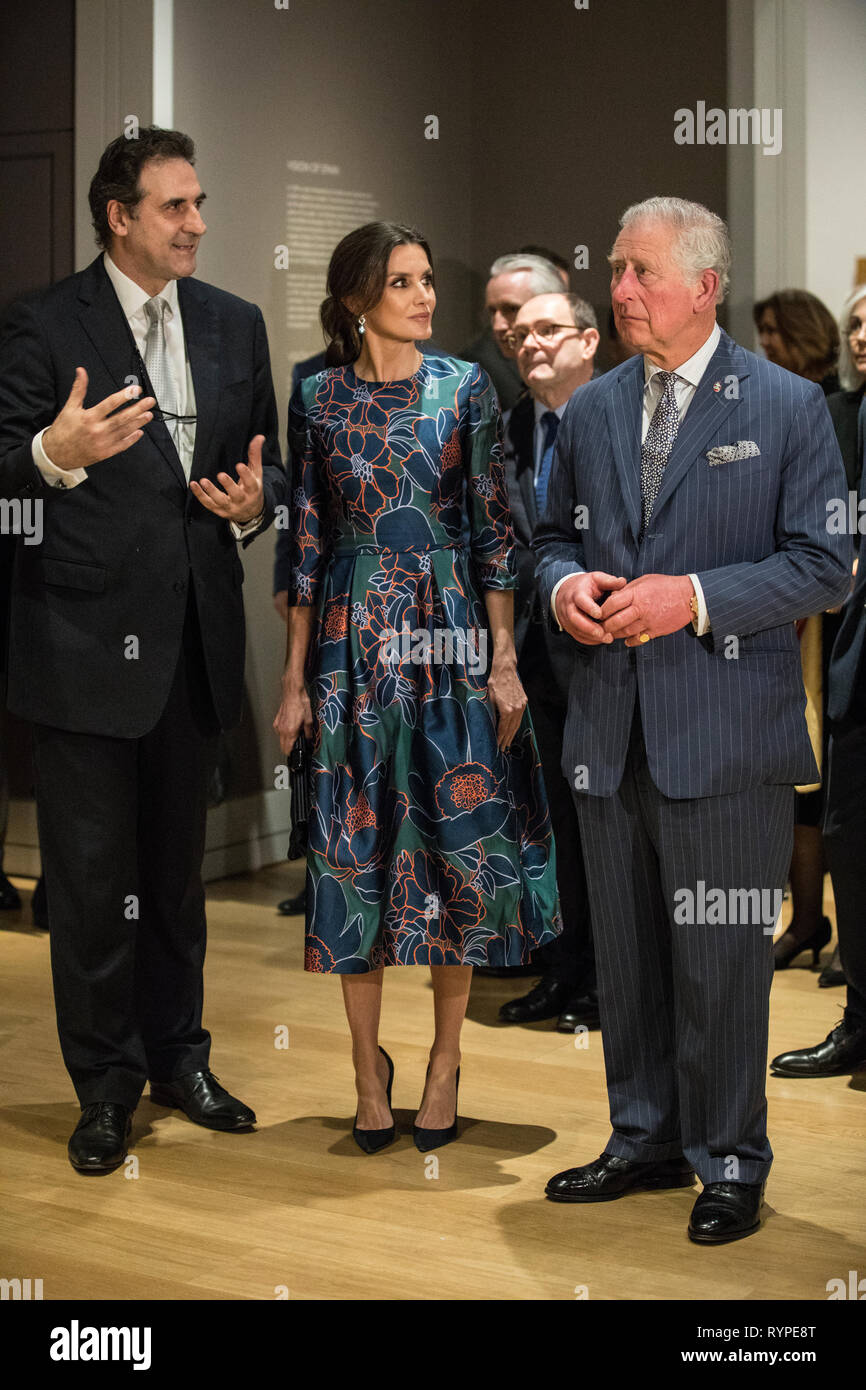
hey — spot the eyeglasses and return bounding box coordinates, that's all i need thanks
[506,323,581,350]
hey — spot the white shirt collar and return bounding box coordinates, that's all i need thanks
[643,322,721,391]
[103,252,178,320]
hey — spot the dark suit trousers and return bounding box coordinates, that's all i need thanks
[31,591,219,1109]
[519,622,594,988]
[575,711,793,1185]
[822,713,866,1029]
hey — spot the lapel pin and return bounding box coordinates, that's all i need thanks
[712,381,722,393]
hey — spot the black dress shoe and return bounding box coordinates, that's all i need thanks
[556,991,601,1032]
[353,1046,396,1153]
[818,944,846,988]
[149,1070,256,1130]
[770,1019,866,1076]
[0,871,21,910]
[499,976,571,1023]
[413,1066,459,1152]
[688,1181,764,1244]
[68,1102,133,1173]
[277,889,306,916]
[773,916,831,970]
[545,1152,696,1202]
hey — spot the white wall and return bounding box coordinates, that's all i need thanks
[804,0,866,317]
[729,0,866,346]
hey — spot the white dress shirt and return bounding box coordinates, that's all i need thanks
[32,253,260,538]
[551,322,721,636]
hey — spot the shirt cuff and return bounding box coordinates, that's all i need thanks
[688,573,710,635]
[230,509,264,540]
[550,574,573,631]
[32,429,88,489]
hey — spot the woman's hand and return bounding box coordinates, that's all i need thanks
[487,654,527,751]
[273,681,314,755]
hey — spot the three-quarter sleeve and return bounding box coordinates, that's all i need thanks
[463,363,517,591]
[287,378,330,607]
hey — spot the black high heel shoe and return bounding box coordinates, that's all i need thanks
[352,1046,395,1154]
[773,916,831,970]
[413,1065,460,1153]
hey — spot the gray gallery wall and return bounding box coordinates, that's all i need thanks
[169,0,728,829]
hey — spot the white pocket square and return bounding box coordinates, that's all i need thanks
[706,440,761,466]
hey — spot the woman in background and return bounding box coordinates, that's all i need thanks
[274,222,560,1154]
[754,288,842,977]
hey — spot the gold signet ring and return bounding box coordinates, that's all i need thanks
[639,632,651,644]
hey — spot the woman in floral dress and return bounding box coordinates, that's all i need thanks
[274,222,560,1151]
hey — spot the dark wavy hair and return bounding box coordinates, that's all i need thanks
[321,222,433,367]
[753,289,839,382]
[88,126,196,250]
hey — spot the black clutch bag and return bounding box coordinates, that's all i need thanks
[286,734,312,860]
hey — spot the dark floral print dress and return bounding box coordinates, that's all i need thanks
[287,354,562,972]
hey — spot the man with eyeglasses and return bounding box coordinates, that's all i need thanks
[497,293,601,1030]
[460,253,565,412]
[0,127,285,1173]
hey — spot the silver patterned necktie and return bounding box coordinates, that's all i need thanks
[143,295,178,432]
[640,369,680,537]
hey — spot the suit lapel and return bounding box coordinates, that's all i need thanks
[178,278,220,481]
[650,330,749,523]
[511,395,538,534]
[76,258,188,491]
[605,357,644,545]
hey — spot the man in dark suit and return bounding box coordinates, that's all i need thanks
[0,127,285,1172]
[461,253,565,412]
[535,196,850,1243]
[771,398,866,1077]
[497,290,599,1030]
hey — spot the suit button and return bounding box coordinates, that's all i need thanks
[174,580,186,593]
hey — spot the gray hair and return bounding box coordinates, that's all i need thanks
[562,292,598,332]
[616,196,731,304]
[837,283,866,391]
[488,252,564,298]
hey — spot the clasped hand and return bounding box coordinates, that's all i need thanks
[555,571,695,647]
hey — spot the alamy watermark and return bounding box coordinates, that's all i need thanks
[381,625,486,674]
[0,498,42,545]
[673,881,783,933]
[674,102,782,156]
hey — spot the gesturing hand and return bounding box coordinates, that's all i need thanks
[554,571,628,644]
[190,434,265,524]
[42,368,156,470]
[600,573,694,646]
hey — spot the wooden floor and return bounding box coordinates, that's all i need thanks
[0,868,864,1302]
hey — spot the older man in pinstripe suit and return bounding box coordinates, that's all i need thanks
[534,197,851,1244]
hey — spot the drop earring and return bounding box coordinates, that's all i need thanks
[357,314,366,335]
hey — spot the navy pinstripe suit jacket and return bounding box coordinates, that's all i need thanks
[534,328,852,799]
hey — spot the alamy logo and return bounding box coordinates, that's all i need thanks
[0,498,43,545]
[673,881,783,929]
[826,1271,866,1300]
[49,1321,152,1370]
[380,625,486,674]
[674,102,782,156]
[0,1277,43,1299]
